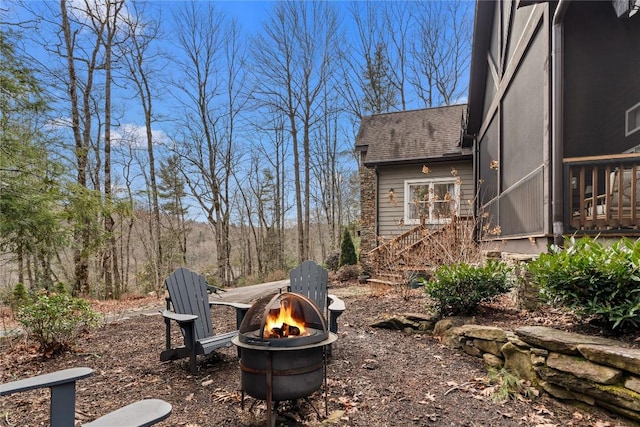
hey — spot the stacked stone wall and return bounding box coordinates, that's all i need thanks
[358,161,377,273]
[438,324,640,422]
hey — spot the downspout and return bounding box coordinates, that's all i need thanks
[552,0,570,246]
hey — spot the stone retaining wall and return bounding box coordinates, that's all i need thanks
[438,323,640,422]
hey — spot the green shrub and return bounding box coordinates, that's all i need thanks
[527,237,640,330]
[53,282,67,294]
[424,260,513,317]
[11,283,31,312]
[484,368,538,402]
[339,228,358,267]
[16,292,102,355]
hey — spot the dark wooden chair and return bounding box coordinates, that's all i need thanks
[0,367,172,427]
[161,267,251,373]
[289,260,345,335]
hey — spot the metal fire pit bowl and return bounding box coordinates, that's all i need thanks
[232,292,337,423]
[237,291,329,347]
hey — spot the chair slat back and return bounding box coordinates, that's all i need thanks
[165,268,213,341]
[611,169,640,208]
[289,260,328,315]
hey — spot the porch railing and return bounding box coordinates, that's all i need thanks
[564,153,640,231]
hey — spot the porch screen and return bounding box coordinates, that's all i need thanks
[404,179,459,225]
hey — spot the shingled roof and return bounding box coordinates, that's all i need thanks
[355,104,470,166]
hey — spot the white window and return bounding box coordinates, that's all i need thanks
[626,101,640,137]
[404,179,459,225]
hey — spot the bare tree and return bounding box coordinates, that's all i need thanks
[336,1,400,124]
[410,1,472,107]
[119,1,165,289]
[95,0,126,298]
[59,0,106,295]
[252,1,340,263]
[381,1,413,110]
[310,83,343,260]
[170,3,245,286]
[243,114,290,273]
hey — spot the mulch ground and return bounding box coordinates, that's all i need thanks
[0,282,638,427]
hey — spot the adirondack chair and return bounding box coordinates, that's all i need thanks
[0,367,172,427]
[289,260,345,335]
[161,267,251,373]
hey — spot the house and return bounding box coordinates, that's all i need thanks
[355,105,473,276]
[464,0,640,255]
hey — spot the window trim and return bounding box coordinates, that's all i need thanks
[626,101,640,137]
[403,178,460,225]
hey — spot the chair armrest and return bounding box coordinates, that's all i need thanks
[161,310,197,324]
[327,294,345,313]
[209,301,251,310]
[82,399,172,427]
[327,294,345,335]
[210,301,252,329]
[0,367,93,396]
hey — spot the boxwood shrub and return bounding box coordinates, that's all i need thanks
[527,237,640,331]
[425,260,513,317]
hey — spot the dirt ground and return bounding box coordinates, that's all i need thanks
[0,282,638,427]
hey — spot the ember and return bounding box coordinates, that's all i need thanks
[268,323,301,338]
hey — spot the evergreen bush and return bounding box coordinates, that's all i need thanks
[424,260,513,317]
[339,228,357,267]
[527,237,640,330]
[10,282,30,312]
[17,292,102,355]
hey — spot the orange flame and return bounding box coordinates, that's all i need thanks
[264,299,307,338]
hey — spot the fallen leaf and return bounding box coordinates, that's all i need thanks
[201,379,213,387]
[533,405,554,416]
[324,410,345,424]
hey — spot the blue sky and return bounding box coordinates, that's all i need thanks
[3,0,473,222]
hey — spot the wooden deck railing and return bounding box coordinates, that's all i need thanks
[564,153,640,231]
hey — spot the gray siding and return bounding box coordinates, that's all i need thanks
[377,161,474,239]
[563,1,640,157]
[502,24,546,190]
[477,1,549,239]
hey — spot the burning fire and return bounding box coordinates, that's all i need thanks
[264,299,307,338]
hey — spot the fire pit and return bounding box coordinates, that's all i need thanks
[232,292,337,423]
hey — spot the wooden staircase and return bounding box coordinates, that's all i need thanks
[366,217,476,286]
